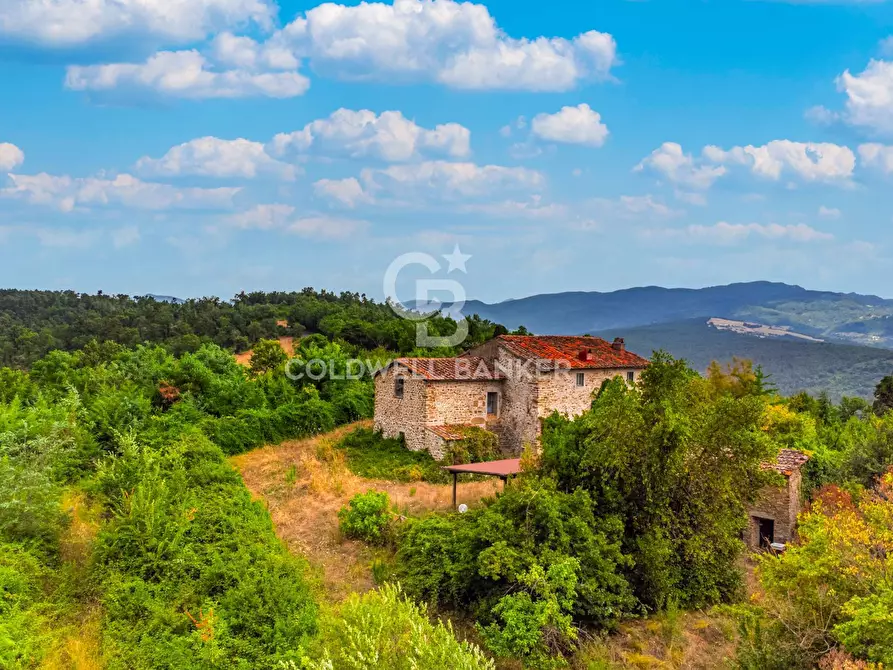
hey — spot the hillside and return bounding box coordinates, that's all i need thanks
[460,281,893,347]
[595,318,893,399]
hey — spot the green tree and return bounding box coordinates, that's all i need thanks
[249,339,288,376]
[873,375,893,415]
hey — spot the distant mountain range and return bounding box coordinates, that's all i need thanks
[448,282,893,400]
[144,294,186,304]
[461,281,893,349]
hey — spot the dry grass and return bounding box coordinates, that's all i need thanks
[234,336,295,367]
[575,610,738,670]
[40,491,104,670]
[230,421,501,600]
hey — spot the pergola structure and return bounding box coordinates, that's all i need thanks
[442,458,523,508]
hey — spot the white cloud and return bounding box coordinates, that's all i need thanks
[0,0,274,47]
[226,204,368,239]
[272,108,470,162]
[818,205,841,218]
[529,104,609,147]
[66,49,309,99]
[0,143,25,171]
[644,221,834,245]
[881,37,893,58]
[362,160,544,200]
[635,142,727,190]
[313,178,370,207]
[460,196,568,219]
[703,140,856,182]
[269,0,616,92]
[314,160,544,207]
[2,172,239,211]
[836,59,893,135]
[804,105,840,126]
[136,137,296,180]
[859,143,893,173]
[588,194,681,220]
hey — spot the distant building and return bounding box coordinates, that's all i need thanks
[745,449,810,550]
[373,335,649,458]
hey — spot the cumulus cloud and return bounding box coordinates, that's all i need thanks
[66,49,309,99]
[136,137,296,180]
[529,104,609,147]
[0,0,274,47]
[62,0,618,97]
[2,172,240,211]
[703,140,856,182]
[280,0,617,91]
[644,221,834,245]
[818,205,841,218]
[635,143,727,190]
[0,143,25,171]
[313,178,370,207]
[271,108,471,161]
[314,160,543,207]
[859,143,893,173]
[226,204,368,239]
[836,60,893,135]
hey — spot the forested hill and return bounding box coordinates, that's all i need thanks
[461,281,893,347]
[0,288,508,367]
[595,318,893,400]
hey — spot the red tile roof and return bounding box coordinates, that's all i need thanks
[443,458,522,477]
[390,357,503,381]
[426,424,483,441]
[493,335,650,370]
[764,448,810,476]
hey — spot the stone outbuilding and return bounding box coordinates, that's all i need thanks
[373,335,650,458]
[745,448,810,550]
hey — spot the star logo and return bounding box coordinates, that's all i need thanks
[442,244,471,274]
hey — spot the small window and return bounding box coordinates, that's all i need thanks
[395,377,405,398]
[627,371,635,383]
[487,392,499,416]
[576,372,585,387]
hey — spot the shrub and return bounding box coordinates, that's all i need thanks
[442,426,500,465]
[335,428,446,483]
[338,491,391,544]
[302,584,495,670]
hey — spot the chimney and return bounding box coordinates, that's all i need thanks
[612,337,625,352]
[579,348,594,362]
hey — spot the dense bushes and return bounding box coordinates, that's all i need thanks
[397,479,634,667]
[338,491,391,544]
[335,428,447,483]
[741,477,893,668]
[298,584,494,670]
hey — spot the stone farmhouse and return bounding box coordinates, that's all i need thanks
[373,335,650,459]
[746,448,810,549]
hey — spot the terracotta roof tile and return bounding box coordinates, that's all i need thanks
[443,458,522,476]
[493,335,650,370]
[391,357,502,381]
[763,448,810,476]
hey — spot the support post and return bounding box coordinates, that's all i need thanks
[452,472,458,509]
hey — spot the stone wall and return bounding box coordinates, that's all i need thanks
[425,380,504,427]
[373,366,429,453]
[535,368,638,420]
[745,469,803,549]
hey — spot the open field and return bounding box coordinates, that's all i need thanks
[230,421,502,600]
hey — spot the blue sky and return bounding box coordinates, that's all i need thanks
[1,0,893,303]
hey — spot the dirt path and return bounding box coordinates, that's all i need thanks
[230,422,502,600]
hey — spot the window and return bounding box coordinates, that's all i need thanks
[394,377,404,398]
[576,372,585,387]
[627,371,635,383]
[487,392,499,416]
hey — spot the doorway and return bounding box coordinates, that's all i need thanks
[756,517,775,548]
